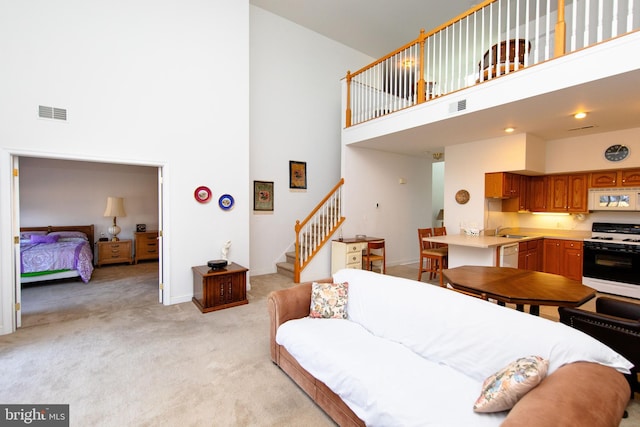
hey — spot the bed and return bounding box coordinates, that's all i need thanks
[20,225,95,284]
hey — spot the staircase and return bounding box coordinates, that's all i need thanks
[276,178,345,282]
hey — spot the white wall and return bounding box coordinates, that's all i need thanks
[341,146,431,266]
[19,158,158,241]
[249,6,373,277]
[0,0,249,334]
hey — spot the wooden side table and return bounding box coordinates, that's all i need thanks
[192,263,249,313]
[134,231,159,263]
[96,239,133,267]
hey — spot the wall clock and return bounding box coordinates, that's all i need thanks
[604,144,629,162]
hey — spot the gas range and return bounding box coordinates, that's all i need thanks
[585,222,640,246]
[583,222,640,299]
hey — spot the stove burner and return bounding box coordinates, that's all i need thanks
[623,238,640,243]
[592,236,614,240]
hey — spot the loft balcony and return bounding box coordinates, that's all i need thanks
[342,0,640,154]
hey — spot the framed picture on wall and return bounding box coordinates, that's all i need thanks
[289,161,307,189]
[254,180,274,211]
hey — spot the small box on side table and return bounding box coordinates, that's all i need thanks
[192,262,248,313]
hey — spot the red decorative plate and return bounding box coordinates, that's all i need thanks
[194,186,212,203]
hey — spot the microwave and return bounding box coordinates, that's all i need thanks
[588,187,640,211]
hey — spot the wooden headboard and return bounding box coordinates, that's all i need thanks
[20,225,95,256]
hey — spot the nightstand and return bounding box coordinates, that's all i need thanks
[97,240,133,267]
[134,231,159,263]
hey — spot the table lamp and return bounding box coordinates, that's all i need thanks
[436,209,444,227]
[104,196,126,241]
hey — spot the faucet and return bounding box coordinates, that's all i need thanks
[495,225,505,236]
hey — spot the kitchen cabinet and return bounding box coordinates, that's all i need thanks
[562,240,583,281]
[518,239,542,271]
[502,175,530,212]
[528,176,548,212]
[620,169,640,186]
[485,172,520,198]
[546,174,588,213]
[543,239,583,281]
[590,168,640,188]
[590,171,618,187]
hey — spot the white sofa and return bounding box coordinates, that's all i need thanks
[269,268,632,426]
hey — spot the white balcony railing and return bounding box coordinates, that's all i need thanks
[345,0,639,128]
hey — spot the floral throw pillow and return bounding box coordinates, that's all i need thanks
[309,281,349,319]
[473,355,549,413]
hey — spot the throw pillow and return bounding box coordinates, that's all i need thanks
[473,355,548,413]
[309,281,349,319]
[30,234,60,244]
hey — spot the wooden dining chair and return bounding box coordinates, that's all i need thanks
[418,227,448,286]
[362,240,386,274]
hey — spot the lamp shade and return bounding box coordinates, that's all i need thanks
[104,197,126,218]
[436,209,444,221]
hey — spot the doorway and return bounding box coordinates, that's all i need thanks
[13,155,164,329]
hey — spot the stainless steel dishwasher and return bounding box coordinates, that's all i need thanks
[499,243,519,268]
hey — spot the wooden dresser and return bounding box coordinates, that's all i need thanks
[134,231,159,263]
[96,240,133,267]
[192,263,248,313]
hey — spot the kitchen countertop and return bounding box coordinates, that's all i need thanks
[423,228,591,248]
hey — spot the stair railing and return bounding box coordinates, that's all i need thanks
[294,178,345,283]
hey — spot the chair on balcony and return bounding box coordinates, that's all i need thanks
[363,240,386,274]
[478,38,531,81]
[558,297,640,409]
[418,228,448,286]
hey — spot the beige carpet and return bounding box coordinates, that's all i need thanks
[1,262,637,426]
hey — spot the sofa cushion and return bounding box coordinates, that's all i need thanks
[474,355,548,413]
[332,268,633,382]
[310,281,349,319]
[276,317,507,426]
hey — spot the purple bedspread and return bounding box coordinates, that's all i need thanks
[20,238,94,283]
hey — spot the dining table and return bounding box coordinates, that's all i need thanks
[442,265,596,315]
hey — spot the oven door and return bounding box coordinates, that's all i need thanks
[583,242,640,285]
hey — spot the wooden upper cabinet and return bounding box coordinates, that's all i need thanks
[485,172,520,198]
[546,174,588,213]
[590,169,640,188]
[529,176,548,212]
[621,169,640,186]
[547,175,568,212]
[567,174,588,212]
[590,171,618,187]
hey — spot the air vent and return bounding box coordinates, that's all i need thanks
[38,105,67,121]
[568,125,595,132]
[449,99,467,113]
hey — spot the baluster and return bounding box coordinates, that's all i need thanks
[611,0,619,38]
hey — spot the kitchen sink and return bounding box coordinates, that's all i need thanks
[498,234,528,239]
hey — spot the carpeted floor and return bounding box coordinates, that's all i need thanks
[1,262,637,426]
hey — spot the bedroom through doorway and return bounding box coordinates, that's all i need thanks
[14,156,163,328]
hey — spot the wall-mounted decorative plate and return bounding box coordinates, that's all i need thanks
[219,194,234,210]
[194,186,212,203]
[455,189,470,204]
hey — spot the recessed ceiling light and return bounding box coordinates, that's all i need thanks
[574,112,587,119]
[504,127,515,133]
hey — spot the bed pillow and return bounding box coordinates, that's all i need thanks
[21,231,47,240]
[48,231,88,240]
[473,355,548,413]
[310,281,349,319]
[30,234,60,244]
